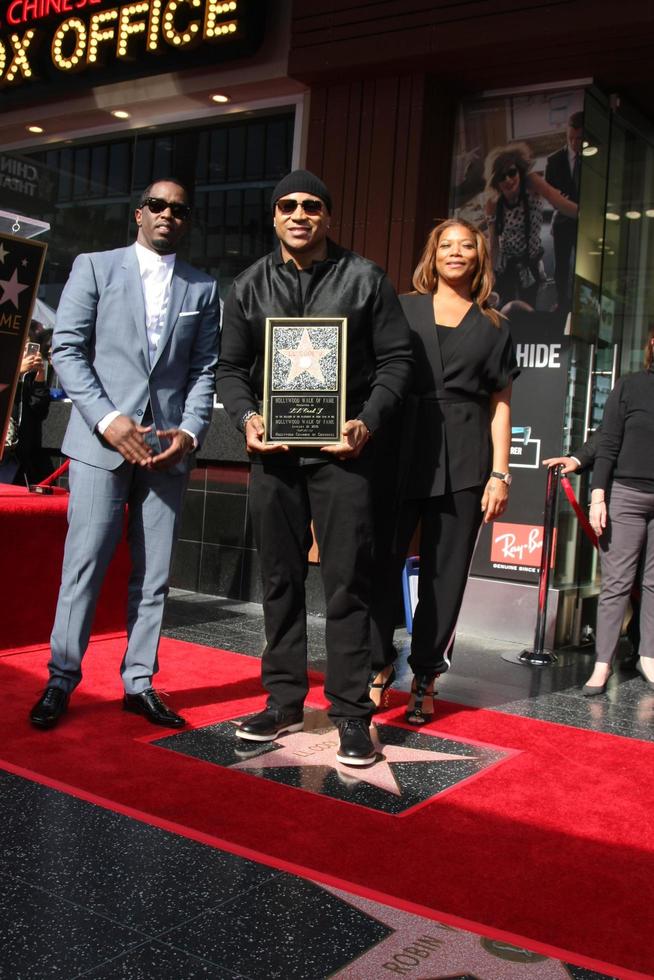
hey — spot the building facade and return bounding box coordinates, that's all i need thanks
[3,0,654,644]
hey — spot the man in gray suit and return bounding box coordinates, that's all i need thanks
[30,179,220,730]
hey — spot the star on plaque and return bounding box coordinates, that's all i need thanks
[280,328,330,384]
[0,244,8,263]
[0,269,29,309]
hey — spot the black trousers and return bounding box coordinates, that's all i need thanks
[371,487,483,674]
[248,457,374,720]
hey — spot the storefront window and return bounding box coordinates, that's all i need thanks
[2,110,295,308]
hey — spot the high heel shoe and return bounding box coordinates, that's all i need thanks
[368,665,396,711]
[636,659,654,691]
[405,672,438,725]
[582,667,613,697]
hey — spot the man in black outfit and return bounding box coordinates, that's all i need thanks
[545,110,583,312]
[216,170,412,765]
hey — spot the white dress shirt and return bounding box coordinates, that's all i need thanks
[97,244,196,448]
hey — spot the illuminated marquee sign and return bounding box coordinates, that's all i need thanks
[0,0,264,99]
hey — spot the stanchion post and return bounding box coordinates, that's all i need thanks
[502,464,561,667]
[520,464,560,665]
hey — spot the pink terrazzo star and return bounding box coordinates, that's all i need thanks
[231,724,473,796]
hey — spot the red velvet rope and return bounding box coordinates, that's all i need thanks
[37,459,70,487]
[560,474,598,549]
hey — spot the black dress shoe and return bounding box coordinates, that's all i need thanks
[30,687,69,729]
[335,719,376,766]
[236,705,304,742]
[123,690,186,728]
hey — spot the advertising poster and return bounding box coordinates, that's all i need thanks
[450,87,584,583]
[0,232,47,459]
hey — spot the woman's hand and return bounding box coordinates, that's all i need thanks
[20,351,43,376]
[542,456,579,474]
[589,492,607,537]
[481,476,509,523]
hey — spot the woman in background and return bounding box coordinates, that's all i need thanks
[584,328,654,695]
[485,142,578,308]
[370,218,519,724]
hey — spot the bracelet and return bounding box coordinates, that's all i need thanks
[240,409,258,430]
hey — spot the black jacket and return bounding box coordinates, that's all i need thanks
[399,294,519,497]
[545,146,579,232]
[216,241,413,438]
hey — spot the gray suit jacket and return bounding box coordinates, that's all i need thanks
[52,244,220,473]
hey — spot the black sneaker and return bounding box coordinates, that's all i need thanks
[236,705,304,742]
[335,719,376,766]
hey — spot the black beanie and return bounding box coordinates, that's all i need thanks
[270,169,332,214]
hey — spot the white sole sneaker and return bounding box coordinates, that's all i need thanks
[335,750,377,767]
[236,720,304,742]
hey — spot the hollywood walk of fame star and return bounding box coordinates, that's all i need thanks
[0,269,29,309]
[0,244,8,263]
[279,328,330,384]
[327,886,560,978]
[231,724,474,796]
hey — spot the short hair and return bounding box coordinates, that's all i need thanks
[412,217,501,328]
[568,111,584,130]
[484,142,532,193]
[140,177,190,203]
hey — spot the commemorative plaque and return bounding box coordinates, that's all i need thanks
[263,317,347,445]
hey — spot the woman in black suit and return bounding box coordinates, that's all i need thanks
[370,218,519,724]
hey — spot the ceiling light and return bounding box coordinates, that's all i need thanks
[211,93,230,103]
[625,210,641,219]
[588,250,602,255]
[111,110,130,119]
[645,209,654,218]
[27,125,43,133]
[582,145,598,156]
[605,212,620,221]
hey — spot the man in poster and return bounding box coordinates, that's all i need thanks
[217,170,412,765]
[545,111,583,312]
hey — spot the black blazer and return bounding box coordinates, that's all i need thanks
[399,294,519,499]
[545,147,579,231]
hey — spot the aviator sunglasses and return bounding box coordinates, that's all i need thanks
[140,197,192,220]
[276,198,323,216]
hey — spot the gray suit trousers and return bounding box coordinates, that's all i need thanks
[48,459,187,694]
[596,481,654,664]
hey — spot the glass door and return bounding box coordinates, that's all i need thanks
[555,88,654,634]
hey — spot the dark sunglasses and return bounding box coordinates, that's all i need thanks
[499,166,519,182]
[140,197,191,220]
[276,198,323,216]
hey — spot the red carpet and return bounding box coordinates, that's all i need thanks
[1,636,653,978]
[0,485,130,647]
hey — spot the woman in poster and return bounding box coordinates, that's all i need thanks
[485,142,578,309]
[369,218,519,724]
